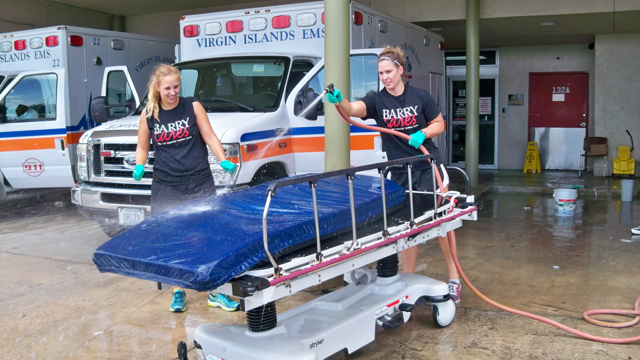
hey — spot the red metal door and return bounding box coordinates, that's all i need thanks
[529,72,588,131]
[528,72,589,170]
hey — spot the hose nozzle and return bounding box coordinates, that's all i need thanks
[324,83,335,95]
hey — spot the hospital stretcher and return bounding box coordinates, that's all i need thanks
[92,155,479,360]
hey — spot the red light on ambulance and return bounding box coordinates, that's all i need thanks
[272,15,291,29]
[46,36,59,47]
[69,35,83,46]
[353,11,363,25]
[322,12,325,24]
[14,39,27,51]
[226,20,243,33]
[183,25,200,37]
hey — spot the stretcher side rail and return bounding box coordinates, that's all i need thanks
[225,205,478,311]
[219,156,480,311]
[262,155,440,276]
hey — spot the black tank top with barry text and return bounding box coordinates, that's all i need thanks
[146,97,211,185]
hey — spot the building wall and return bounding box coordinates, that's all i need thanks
[0,0,112,33]
[594,33,640,176]
[126,0,320,40]
[497,44,595,169]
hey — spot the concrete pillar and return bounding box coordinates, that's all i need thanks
[465,0,480,186]
[324,0,351,172]
[111,15,125,32]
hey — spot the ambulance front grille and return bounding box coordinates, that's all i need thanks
[101,193,150,206]
[92,144,102,176]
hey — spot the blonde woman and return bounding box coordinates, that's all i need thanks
[133,64,238,312]
[326,46,462,303]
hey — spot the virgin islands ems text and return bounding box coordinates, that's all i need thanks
[195,28,324,48]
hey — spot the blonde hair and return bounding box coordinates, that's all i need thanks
[378,45,406,69]
[144,64,181,121]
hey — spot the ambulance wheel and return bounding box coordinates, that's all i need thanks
[432,299,456,328]
[99,221,127,238]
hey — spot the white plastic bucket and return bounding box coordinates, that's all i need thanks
[621,179,634,202]
[553,189,578,216]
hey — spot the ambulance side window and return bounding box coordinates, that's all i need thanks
[294,54,378,117]
[294,67,325,117]
[286,61,314,99]
[105,70,134,117]
[350,55,379,101]
[180,69,198,97]
[4,74,57,122]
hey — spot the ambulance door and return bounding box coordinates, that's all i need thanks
[101,66,140,118]
[0,69,74,188]
[287,50,383,174]
[84,34,110,105]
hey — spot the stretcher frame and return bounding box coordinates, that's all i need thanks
[192,156,479,360]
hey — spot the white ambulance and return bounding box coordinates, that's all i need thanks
[0,26,176,191]
[71,1,446,236]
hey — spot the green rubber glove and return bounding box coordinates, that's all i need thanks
[132,164,145,181]
[220,160,236,175]
[326,89,343,104]
[408,130,426,149]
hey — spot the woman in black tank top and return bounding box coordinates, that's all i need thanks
[325,46,462,304]
[132,64,239,313]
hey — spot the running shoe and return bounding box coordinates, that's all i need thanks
[208,293,239,311]
[448,281,461,304]
[631,226,640,235]
[170,288,187,312]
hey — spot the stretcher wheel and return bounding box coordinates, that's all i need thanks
[431,299,456,327]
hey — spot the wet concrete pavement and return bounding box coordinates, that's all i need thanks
[1,171,639,359]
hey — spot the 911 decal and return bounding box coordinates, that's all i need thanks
[23,158,45,177]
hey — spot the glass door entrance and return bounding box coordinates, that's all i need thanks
[448,77,498,168]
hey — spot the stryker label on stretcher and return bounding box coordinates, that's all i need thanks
[92,175,405,291]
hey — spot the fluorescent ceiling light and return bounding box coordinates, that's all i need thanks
[428,27,442,31]
[539,21,557,26]
[446,55,487,60]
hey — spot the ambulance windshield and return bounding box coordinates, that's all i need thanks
[176,56,290,112]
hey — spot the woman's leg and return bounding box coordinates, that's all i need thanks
[401,246,418,273]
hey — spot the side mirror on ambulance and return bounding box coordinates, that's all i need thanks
[91,97,110,124]
[295,87,319,121]
[91,96,136,124]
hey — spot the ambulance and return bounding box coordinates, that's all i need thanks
[71,1,446,236]
[0,26,177,191]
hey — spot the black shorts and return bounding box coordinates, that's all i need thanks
[390,164,449,192]
[151,175,216,215]
[391,164,449,211]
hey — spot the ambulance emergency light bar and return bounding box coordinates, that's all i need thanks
[0,35,68,52]
[182,10,376,38]
[0,32,127,53]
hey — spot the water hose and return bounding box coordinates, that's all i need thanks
[325,84,446,194]
[326,84,640,343]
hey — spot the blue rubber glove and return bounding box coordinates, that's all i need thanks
[408,131,426,149]
[132,164,145,181]
[326,89,343,104]
[220,160,236,175]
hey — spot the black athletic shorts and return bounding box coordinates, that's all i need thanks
[390,164,449,210]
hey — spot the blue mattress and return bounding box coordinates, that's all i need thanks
[93,175,405,291]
